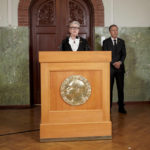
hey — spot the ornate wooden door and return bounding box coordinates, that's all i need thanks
[30,0,94,104]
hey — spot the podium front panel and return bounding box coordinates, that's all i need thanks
[39,51,112,141]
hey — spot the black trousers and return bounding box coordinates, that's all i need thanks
[110,67,125,108]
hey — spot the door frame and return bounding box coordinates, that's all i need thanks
[29,0,95,106]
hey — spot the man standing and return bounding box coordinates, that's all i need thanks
[102,24,127,114]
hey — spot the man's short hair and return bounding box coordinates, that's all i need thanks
[109,24,118,31]
[69,21,80,27]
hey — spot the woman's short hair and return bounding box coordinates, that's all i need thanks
[69,21,80,28]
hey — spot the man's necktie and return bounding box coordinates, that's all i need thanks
[114,40,117,47]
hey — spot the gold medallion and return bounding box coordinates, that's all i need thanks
[60,75,91,106]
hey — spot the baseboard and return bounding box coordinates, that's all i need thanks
[125,101,150,105]
[113,101,150,105]
[0,101,149,109]
[0,105,31,109]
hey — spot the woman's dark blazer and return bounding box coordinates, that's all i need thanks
[60,37,90,51]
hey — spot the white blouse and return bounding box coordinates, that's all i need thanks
[69,37,80,51]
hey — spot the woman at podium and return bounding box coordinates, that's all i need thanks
[60,21,90,51]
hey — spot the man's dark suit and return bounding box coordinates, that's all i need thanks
[102,37,126,108]
[60,37,90,51]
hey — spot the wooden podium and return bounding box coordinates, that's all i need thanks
[39,51,112,142]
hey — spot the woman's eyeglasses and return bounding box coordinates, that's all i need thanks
[70,27,80,30]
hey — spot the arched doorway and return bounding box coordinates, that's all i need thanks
[29,0,94,105]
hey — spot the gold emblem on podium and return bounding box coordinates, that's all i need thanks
[60,75,91,106]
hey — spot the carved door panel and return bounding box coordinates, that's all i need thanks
[62,0,91,43]
[30,0,93,104]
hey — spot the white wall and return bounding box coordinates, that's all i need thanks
[113,0,150,27]
[0,0,19,27]
[103,0,150,27]
[0,0,8,26]
[0,0,150,27]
